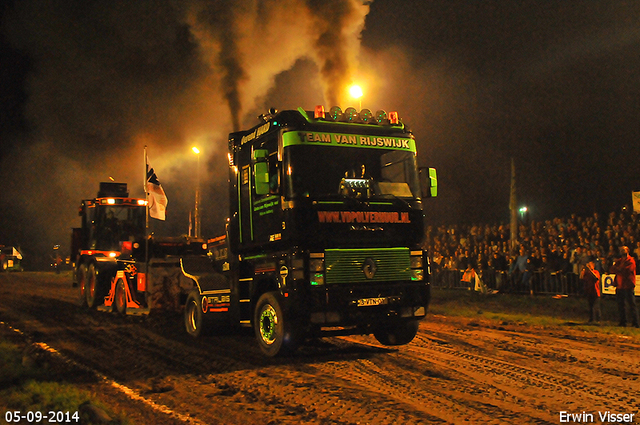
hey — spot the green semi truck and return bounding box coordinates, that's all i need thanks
[185,105,438,356]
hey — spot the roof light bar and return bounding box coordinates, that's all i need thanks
[310,105,401,126]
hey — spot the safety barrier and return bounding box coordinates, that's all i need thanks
[430,269,582,295]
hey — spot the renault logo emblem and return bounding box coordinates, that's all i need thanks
[363,258,377,279]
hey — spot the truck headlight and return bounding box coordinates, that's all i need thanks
[410,251,423,281]
[309,258,324,272]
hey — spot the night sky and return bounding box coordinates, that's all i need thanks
[2,0,640,267]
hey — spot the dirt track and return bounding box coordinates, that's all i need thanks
[1,272,639,424]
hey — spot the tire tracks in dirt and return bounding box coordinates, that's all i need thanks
[2,273,640,425]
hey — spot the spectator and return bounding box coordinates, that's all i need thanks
[489,250,508,291]
[426,206,640,297]
[580,256,601,323]
[570,246,587,294]
[511,246,528,292]
[609,246,639,328]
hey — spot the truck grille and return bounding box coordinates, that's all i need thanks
[324,248,411,284]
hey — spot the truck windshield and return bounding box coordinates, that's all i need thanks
[95,205,146,250]
[284,145,421,200]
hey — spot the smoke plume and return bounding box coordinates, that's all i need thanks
[187,0,369,130]
[0,0,371,266]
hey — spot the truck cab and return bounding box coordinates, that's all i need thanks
[187,106,437,356]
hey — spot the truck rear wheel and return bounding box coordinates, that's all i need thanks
[77,264,88,307]
[254,291,300,357]
[373,319,420,346]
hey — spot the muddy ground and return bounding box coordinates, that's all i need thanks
[1,272,639,424]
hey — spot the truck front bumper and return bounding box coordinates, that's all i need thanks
[306,281,430,327]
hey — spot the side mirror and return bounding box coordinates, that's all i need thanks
[419,167,437,198]
[252,149,268,161]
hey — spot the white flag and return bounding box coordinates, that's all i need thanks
[146,167,168,220]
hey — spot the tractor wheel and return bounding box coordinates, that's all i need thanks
[85,264,102,309]
[254,291,300,357]
[373,319,420,346]
[114,278,127,315]
[77,264,89,307]
[184,290,205,337]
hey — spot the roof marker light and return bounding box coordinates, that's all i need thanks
[359,109,373,123]
[329,106,343,121]
[389,111,399,125]
[344,107,358,122]
[314,105,325,119]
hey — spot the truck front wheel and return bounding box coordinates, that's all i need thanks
[254,292,300,357]
[85,264,102,309]
[184,290,206,337]
[373,319,420,346]
[77,264,88,307]
[114,278,127,315]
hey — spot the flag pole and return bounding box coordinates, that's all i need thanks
[509,158,518,253]
[144,145,150,266]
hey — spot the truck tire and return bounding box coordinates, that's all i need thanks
[114,278,127,315]
[254,291,300,357]
[184,290,207,337]
[373,319,420,346]
[77,264,89,307]
[85,264,103,309]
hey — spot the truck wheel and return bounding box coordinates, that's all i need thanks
[78,264,89,307]
[373,319,420,346]
[85,264,102,309]
[254,292,300,357]
[114,278,127,315]
[184,291,205,337]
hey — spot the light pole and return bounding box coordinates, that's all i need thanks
[192,147,201,238]
[349,84,363,110]
[519,206,528,224]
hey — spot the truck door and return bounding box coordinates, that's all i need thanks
[238,138,281,248]
[239,163,252,245]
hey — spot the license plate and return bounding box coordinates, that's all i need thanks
[357,297,388,307]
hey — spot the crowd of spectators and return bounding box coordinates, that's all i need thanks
[425,207,640,294]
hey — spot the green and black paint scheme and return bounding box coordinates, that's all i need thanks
[187,107,438,356]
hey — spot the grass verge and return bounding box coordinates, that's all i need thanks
[430,288,640,337]
[0,339,131,424]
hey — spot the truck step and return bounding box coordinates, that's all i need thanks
[95,305,150,315]
[126,307,150,316]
